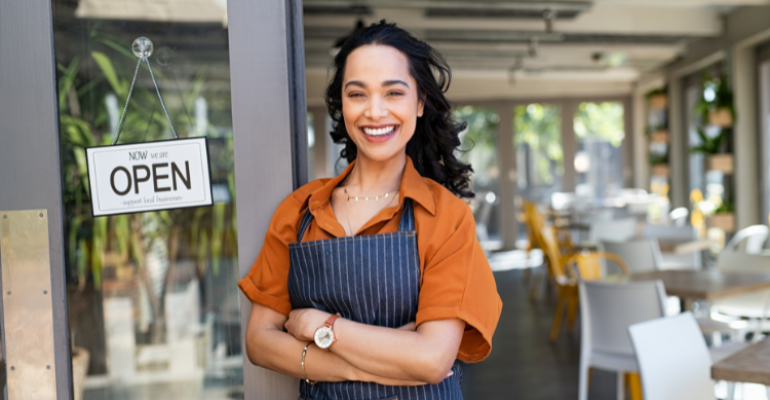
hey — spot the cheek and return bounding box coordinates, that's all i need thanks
[342,102,363,127]
[394,102,419,128]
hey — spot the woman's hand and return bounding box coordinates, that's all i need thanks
[286,308,332,341]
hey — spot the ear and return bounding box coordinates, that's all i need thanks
[417,97,425,118]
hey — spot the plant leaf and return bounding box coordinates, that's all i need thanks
[91,51,125,96]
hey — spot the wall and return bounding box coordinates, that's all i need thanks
[662,5,770,228]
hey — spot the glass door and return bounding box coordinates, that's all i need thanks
[51,1,242,398]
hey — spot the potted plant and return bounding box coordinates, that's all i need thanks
[689,127,733,174]
[649,152,669,177]
[694,72,735,128]
[708,201,735,232]
[646,87,668,110]
[651,130,668,143]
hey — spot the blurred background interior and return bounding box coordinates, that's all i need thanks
[45,0,770,399]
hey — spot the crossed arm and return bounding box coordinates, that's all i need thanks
[245,302,465,386]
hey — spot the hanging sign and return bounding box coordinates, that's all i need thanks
[86,137,213,217]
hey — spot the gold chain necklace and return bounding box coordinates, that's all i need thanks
[342,175,399,236]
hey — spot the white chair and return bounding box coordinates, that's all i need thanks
[712,251,770,337]
[599,239,688,316]
[723,225,769,254]
[599,239,662,274]
[588,217,638,244]
[578,280,668,400]
[642,224,701,269]
[627,313,715,400]
[668,207,689,227]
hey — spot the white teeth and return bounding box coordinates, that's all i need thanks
[362,126,395,136]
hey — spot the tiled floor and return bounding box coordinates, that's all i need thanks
[461,268,617,400]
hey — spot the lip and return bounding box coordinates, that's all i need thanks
[359,124,399,143]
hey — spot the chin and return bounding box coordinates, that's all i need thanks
[356,148,405,163]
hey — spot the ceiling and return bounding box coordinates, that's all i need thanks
[68,0,770,102]
[302,0,770,103]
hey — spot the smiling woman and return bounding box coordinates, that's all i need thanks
[239,21,502,400]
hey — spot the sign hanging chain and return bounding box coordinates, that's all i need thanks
[111,37,178,145]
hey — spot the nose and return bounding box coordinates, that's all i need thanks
[364,97,388,120]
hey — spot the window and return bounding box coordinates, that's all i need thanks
[514,103,563,204]
[573,101,625,198]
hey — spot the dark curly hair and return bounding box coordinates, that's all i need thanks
[325,20,474,199]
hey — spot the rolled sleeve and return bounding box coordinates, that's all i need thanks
[415,204,502,363]
[238,255,292,316]
[237,193,302,317]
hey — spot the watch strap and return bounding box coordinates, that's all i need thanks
[324,313,341,328]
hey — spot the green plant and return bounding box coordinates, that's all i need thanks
[693,71,735,126]
[645,86,667,99]
[649,152,668,165]
[689,127,725,155]
[514,103,563,184]
[714,199,734,214]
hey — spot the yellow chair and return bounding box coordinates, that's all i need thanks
[540,225,630,343]
[523,203,560,301]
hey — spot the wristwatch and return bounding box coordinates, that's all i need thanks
[314,313,341,350]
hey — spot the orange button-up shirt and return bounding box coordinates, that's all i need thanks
[238,157,502,362]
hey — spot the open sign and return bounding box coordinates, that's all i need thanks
[86,138,213,216]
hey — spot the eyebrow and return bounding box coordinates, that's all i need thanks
[343,79,410,90]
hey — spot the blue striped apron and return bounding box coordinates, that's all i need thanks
[288,199,463,400]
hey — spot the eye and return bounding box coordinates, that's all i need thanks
[387,91,404,97]
[347,92,364,98]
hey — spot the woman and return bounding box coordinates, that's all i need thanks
[239,21,502,400]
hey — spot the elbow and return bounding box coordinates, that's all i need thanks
[419,353,457,385]
[244,325,269,368]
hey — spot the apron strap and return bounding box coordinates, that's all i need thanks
[398,198,415,232]
[296,208,315,243]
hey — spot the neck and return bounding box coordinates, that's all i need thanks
[346,153,406,194]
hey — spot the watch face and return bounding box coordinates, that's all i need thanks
[314,326,334,349]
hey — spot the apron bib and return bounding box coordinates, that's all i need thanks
[288,200,463,400]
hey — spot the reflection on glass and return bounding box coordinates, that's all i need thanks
[514,103,563,203]
[307,112,316,180]
[455,106,501,246]
[573,101,625,199]
[52,1,242,399]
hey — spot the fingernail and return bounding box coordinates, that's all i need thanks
[447,371,454,377]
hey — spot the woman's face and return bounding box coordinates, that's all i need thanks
[342,44,423,164]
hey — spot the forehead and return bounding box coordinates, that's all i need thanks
[343,44,413,84]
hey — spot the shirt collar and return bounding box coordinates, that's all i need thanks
[305,156,437,216]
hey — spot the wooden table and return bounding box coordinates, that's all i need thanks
[627,270,770,301]
[712,337,770,385]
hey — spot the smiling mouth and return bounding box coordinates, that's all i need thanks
[362,125,397,137]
